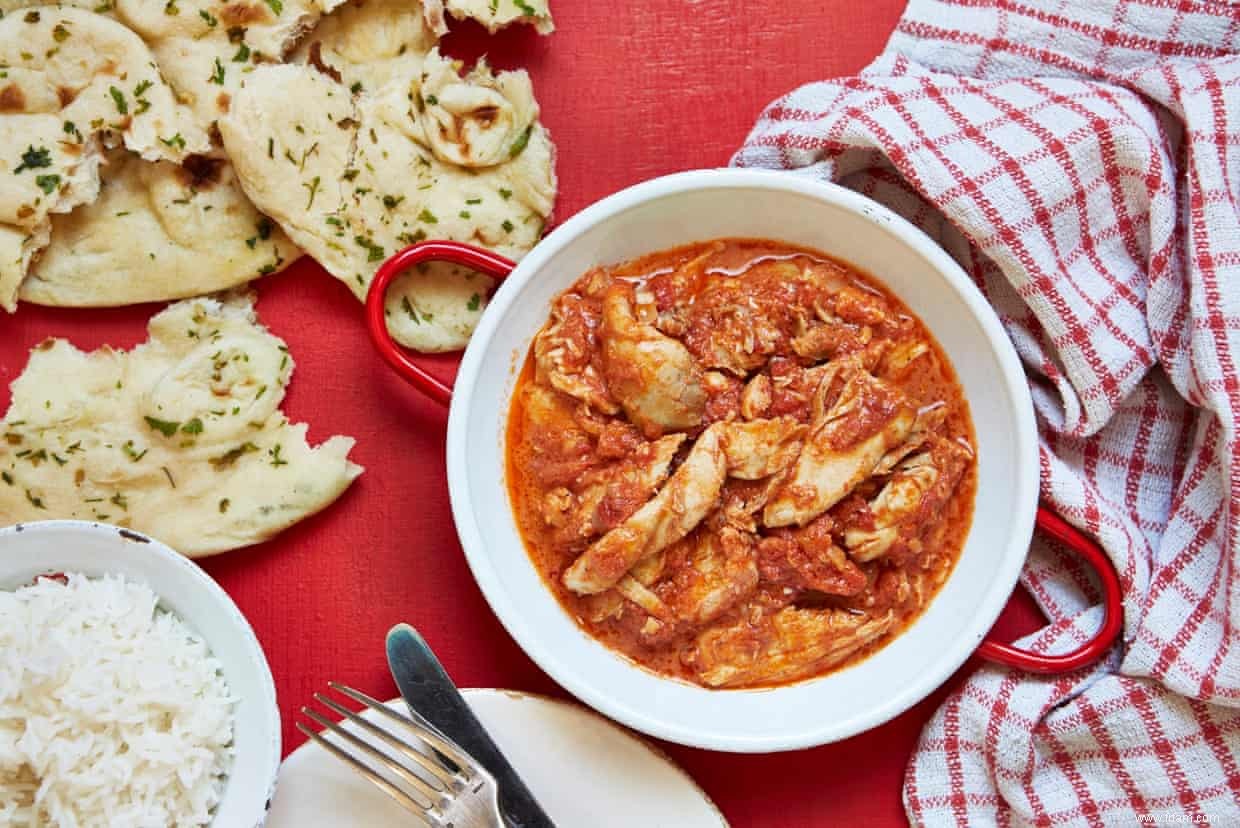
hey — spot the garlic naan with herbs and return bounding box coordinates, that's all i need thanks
[443,0,552,33]
[220,38,556,351]
[0,6,208,310]
[19,149,300,307]
[0,293,362,557]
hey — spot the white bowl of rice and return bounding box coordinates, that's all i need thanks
[0,520,280,827]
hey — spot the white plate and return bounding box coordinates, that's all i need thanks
[270,688,727,827]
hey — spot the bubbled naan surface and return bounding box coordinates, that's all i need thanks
[0,7,208,309]
[19,149,300,307]
[220,40,556,351]
[0,293,362,557]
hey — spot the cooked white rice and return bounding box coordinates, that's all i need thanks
[0,573,235,827]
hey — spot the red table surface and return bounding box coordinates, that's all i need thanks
[0,3,1050,825]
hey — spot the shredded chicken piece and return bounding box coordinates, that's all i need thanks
[872,402,948,476]
[554,434,685,546]
[740,373,772,420]
[718,417,806,480]
[600,283,706,434]
[764,368,915,527]
[563,424,727,594]
[831,285,892,327]
[791,320,872,362]
[878,337,931,381]
[660,527,759,626]
[533,291,619,414]
[616,576,673,621]
[702,370,744,424]
[845,436,973,562]
[628,548,667,585]
[715,476,784,533]
[688,605,895,687]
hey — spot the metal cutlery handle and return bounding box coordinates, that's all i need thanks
[386,624,556,828]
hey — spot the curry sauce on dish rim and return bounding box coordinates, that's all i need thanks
[506,238,976,689]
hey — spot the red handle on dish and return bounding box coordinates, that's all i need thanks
[366,241,1124,675]
[365,241,517,407]
[976,505,1124,673]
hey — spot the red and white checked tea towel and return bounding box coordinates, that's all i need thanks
[734,0,1239,824]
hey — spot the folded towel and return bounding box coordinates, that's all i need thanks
[734,1,1240,823]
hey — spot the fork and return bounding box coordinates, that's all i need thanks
[296,682,505,827]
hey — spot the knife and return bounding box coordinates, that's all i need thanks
[385,623,556,828]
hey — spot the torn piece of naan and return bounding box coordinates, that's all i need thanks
[107,0,344,130]
[0,293,362,557]
[19,149,300,307]
[102,0,452,130]
[219,43,556,351]
[444,0,552,33]
[290,0,439,92]
[0,6,209,310]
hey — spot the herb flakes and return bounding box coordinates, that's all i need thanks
[35,174,60,194]
[303,175,321,209]
[14,145,51,174]
[353,235,385,262]
[209,442,258,469]
[144,415,181,436]
[508,124,532,158]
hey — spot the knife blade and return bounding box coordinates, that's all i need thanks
[385,623,556,828]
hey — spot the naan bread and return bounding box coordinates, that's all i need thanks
[0,293,362,557]
[19,150,299,306]
[105,0,447,129]
[0,7,209,310]
[108,0,340,129]
[445,0,552,33]
[0,0,110,14]
[220,45,556,351]
[290,0,438,92]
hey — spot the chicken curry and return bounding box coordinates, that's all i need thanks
[507,239,976,688]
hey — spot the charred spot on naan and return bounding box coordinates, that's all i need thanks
[176,155,227,190]
[0,83,26,112]
[219,1,270,27]
[306,41,343,83]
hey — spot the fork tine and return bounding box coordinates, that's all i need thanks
[295,722,435,826]
[313,692,461,790]
[301,707,451,808]
[328,682,478,773]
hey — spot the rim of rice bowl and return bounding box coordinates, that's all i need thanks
[0,520,280,827]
